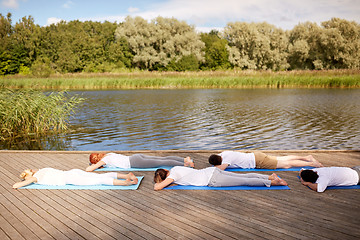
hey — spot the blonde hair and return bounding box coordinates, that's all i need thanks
[20,169,33,180]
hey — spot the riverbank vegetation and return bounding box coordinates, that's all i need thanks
[1,70,359,89]
[0,89,83,140]
[1,13,360,77]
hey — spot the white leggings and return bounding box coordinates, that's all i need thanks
[208,168,271,187]
[64,169,116,185]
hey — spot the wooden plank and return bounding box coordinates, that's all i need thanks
[0,214,24,240]
[0,168,74,239]
[0,228,11,240]
[0,202,40,240]
[136,188,285,239]
[0,191,53,239]
[104,189,238,239]
[65,189,173,239]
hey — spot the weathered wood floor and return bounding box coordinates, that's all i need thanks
[0,150,359,240]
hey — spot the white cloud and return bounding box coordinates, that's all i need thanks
[63,0,74,9]
[1,0,19,8]
[79,15,126,23]
[48,0,360,30]
[195,26,224,33]
[46,17,63,26]
[128,7,139,13]
[127,0,360,30]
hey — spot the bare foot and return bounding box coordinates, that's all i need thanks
[124,179,132,185]
[306,155,316,162]
[114,178,136,186]
[308,155,323,167]
[268,173,277,180]
[129,177,138,185]
[312,161,323,168]
[184,157,194,168]
[127,172,138,181]
[271,177,288,186]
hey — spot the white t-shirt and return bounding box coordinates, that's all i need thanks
[314,167,359,192]
[102,153,131,169]
[168,166,216,186]
[33,168,66,185]
[219,151,256,169]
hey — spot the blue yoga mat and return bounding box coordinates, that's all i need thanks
[225,166,314,172]
[20,176,143,190]
[326,185,360,190]
[164,184,290,190]
[95,166,173,172]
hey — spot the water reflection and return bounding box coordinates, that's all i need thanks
[0,134,73,150]
[1,89,359,150]
[66,89,360,150]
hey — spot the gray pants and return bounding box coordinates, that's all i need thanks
[208,168,272,187]
[351,166,360,184]
[129,154,184,168]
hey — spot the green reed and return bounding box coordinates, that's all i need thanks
[0,89,84,140]
[1,70,359,89]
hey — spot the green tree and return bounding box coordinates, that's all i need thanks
[0,13,13,75]
[115,16,204,70]
[107,37,133,69]
[200,30,231,70]
[0,13,40,75]
[167,54,199,71]
[0,13,12,52]
[289,22,327,69]
[30,56,52,77]
[224,22,289,70]
[288,18,360,69]
[320,18,360,69]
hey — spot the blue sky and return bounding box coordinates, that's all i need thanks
[1,0,359,32]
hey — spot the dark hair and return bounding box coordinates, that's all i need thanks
[208,154,222,166]
[154,169,168,183]
[300,170,319,183]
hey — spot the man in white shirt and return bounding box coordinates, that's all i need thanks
[209,151,323,170]
[299,166,360,192]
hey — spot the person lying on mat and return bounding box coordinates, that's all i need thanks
[86,152,194,172]
[12,168,138,189]
[153,166,287,190]
[299,166,360,192]
[209,151,323,170]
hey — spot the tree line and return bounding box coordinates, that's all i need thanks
[1,13,359,76]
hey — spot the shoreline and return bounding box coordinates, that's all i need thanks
[1,69,359,89]
[2,149,359,153]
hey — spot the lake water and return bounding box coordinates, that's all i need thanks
[2,89,360,150]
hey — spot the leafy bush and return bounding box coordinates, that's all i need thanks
[31,57,53,77]
[167,55,199,71]
[0,89,84,140]
[19,64,31,75]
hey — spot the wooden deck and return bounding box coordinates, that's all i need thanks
[0,150,359,240]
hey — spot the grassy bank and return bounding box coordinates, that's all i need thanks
[1,70,360,89]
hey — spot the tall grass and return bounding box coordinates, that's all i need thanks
[0,89,84,140]
[1,69,359,89]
